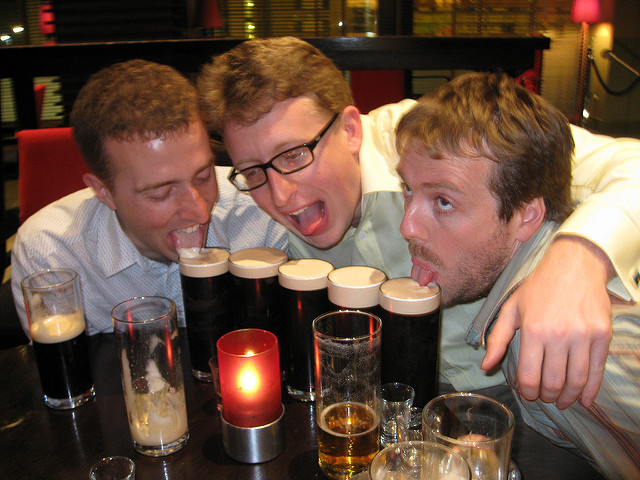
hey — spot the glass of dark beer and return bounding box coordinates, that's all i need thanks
[21,268,95,409]
[179,248,232,383]
[228,247,288,373]
[278,258,334,401]
[313,310,382,479]
[379,278,441,408]
[327,265,386,316]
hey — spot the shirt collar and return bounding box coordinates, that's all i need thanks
[94,206,163,277]
[465,221,559,347]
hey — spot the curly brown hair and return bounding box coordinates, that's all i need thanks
[396,72,574,223]
[197,37,354,135]
[70,59,200,188]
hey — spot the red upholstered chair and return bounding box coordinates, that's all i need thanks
[33,84,46,127]
[15,127,90,224]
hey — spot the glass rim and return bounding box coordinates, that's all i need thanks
[312,309,382,341]
[370,440,472,478]
[422,392,515,443]
[216,328,278,357]
[20,268,78,291]
[111,296,176,325]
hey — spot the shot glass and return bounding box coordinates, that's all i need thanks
[21,268,95,409]
[369,441,471,480]
[112,297,189,457]
[313,310,382,479]
[89,456,135,480]
[422,393,515,480]
[380,383,415,447]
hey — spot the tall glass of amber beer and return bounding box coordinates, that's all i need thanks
[313,310,381,479]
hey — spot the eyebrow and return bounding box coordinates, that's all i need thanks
[135,159,214,193]
[396,167,463,195]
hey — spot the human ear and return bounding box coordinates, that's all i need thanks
[83,173,116,211]
[340,106,363,155]
[514,197,545,243]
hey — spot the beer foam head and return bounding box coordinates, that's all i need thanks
[379,278,440,315]
[179,248,230,278]
[228,247,289,279]
[327,266,387,308]
[278,259,334,291]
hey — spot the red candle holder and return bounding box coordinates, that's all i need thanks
[217,329,285,463]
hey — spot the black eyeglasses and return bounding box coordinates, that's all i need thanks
[228,113,339,192]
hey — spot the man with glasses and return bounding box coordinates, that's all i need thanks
[197,37,640,473]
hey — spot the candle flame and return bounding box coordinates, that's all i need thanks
[238,367,259,393]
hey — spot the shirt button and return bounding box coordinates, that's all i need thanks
[358,231,367,239]
[446,369,456,376]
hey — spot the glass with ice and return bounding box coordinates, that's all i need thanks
[112,296,189,456]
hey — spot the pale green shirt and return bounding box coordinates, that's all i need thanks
[288,99,640,391]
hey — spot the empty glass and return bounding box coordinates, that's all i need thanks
[422,393,515,480]
[369,440,471,480]
[89,456,135,480]
[380,383,415,447]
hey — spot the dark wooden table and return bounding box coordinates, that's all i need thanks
[0,330,323,479]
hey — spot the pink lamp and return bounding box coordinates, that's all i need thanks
[571,0,601,23]
[571,0,601,126]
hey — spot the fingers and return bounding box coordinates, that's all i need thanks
[482,300,519,372]
[552,342,589,409]
[578,332,611,408]
[515,325,547,402]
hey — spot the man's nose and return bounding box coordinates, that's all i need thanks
[399,201,422,241]
[267,170,297,208]
[181,185,213,224]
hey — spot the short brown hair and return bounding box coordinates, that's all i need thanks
[197,37,353,134]
[396,72,574,223]
[70,59,200,187]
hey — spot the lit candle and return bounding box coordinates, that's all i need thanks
[217,329,282,428]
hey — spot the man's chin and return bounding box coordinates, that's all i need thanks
[292,229,341,251]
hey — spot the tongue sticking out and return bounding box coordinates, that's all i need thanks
[412,264,436,287]
[171,225,207,259]
[291,202,325,236]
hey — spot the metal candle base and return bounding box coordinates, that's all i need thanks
[221,404,285,463]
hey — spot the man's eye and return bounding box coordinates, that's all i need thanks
[401,183,412,197]
[147,190,171,202]
[243,168,262,180]
[195,166,213,183]
[436,197,453,211]
[279,148,307,167]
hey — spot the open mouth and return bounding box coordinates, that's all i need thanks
[288,201,325,236]
[170,224,207,256]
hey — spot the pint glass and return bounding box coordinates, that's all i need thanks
[228,247,288,374]
[21,268,95,409]
[379,278,441,407]
[228,247,288,332]
[327,265,386,316]
[179,248,233,382]
[278,258,334,401]
[313,310,381,479]
[112,297,189,457]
